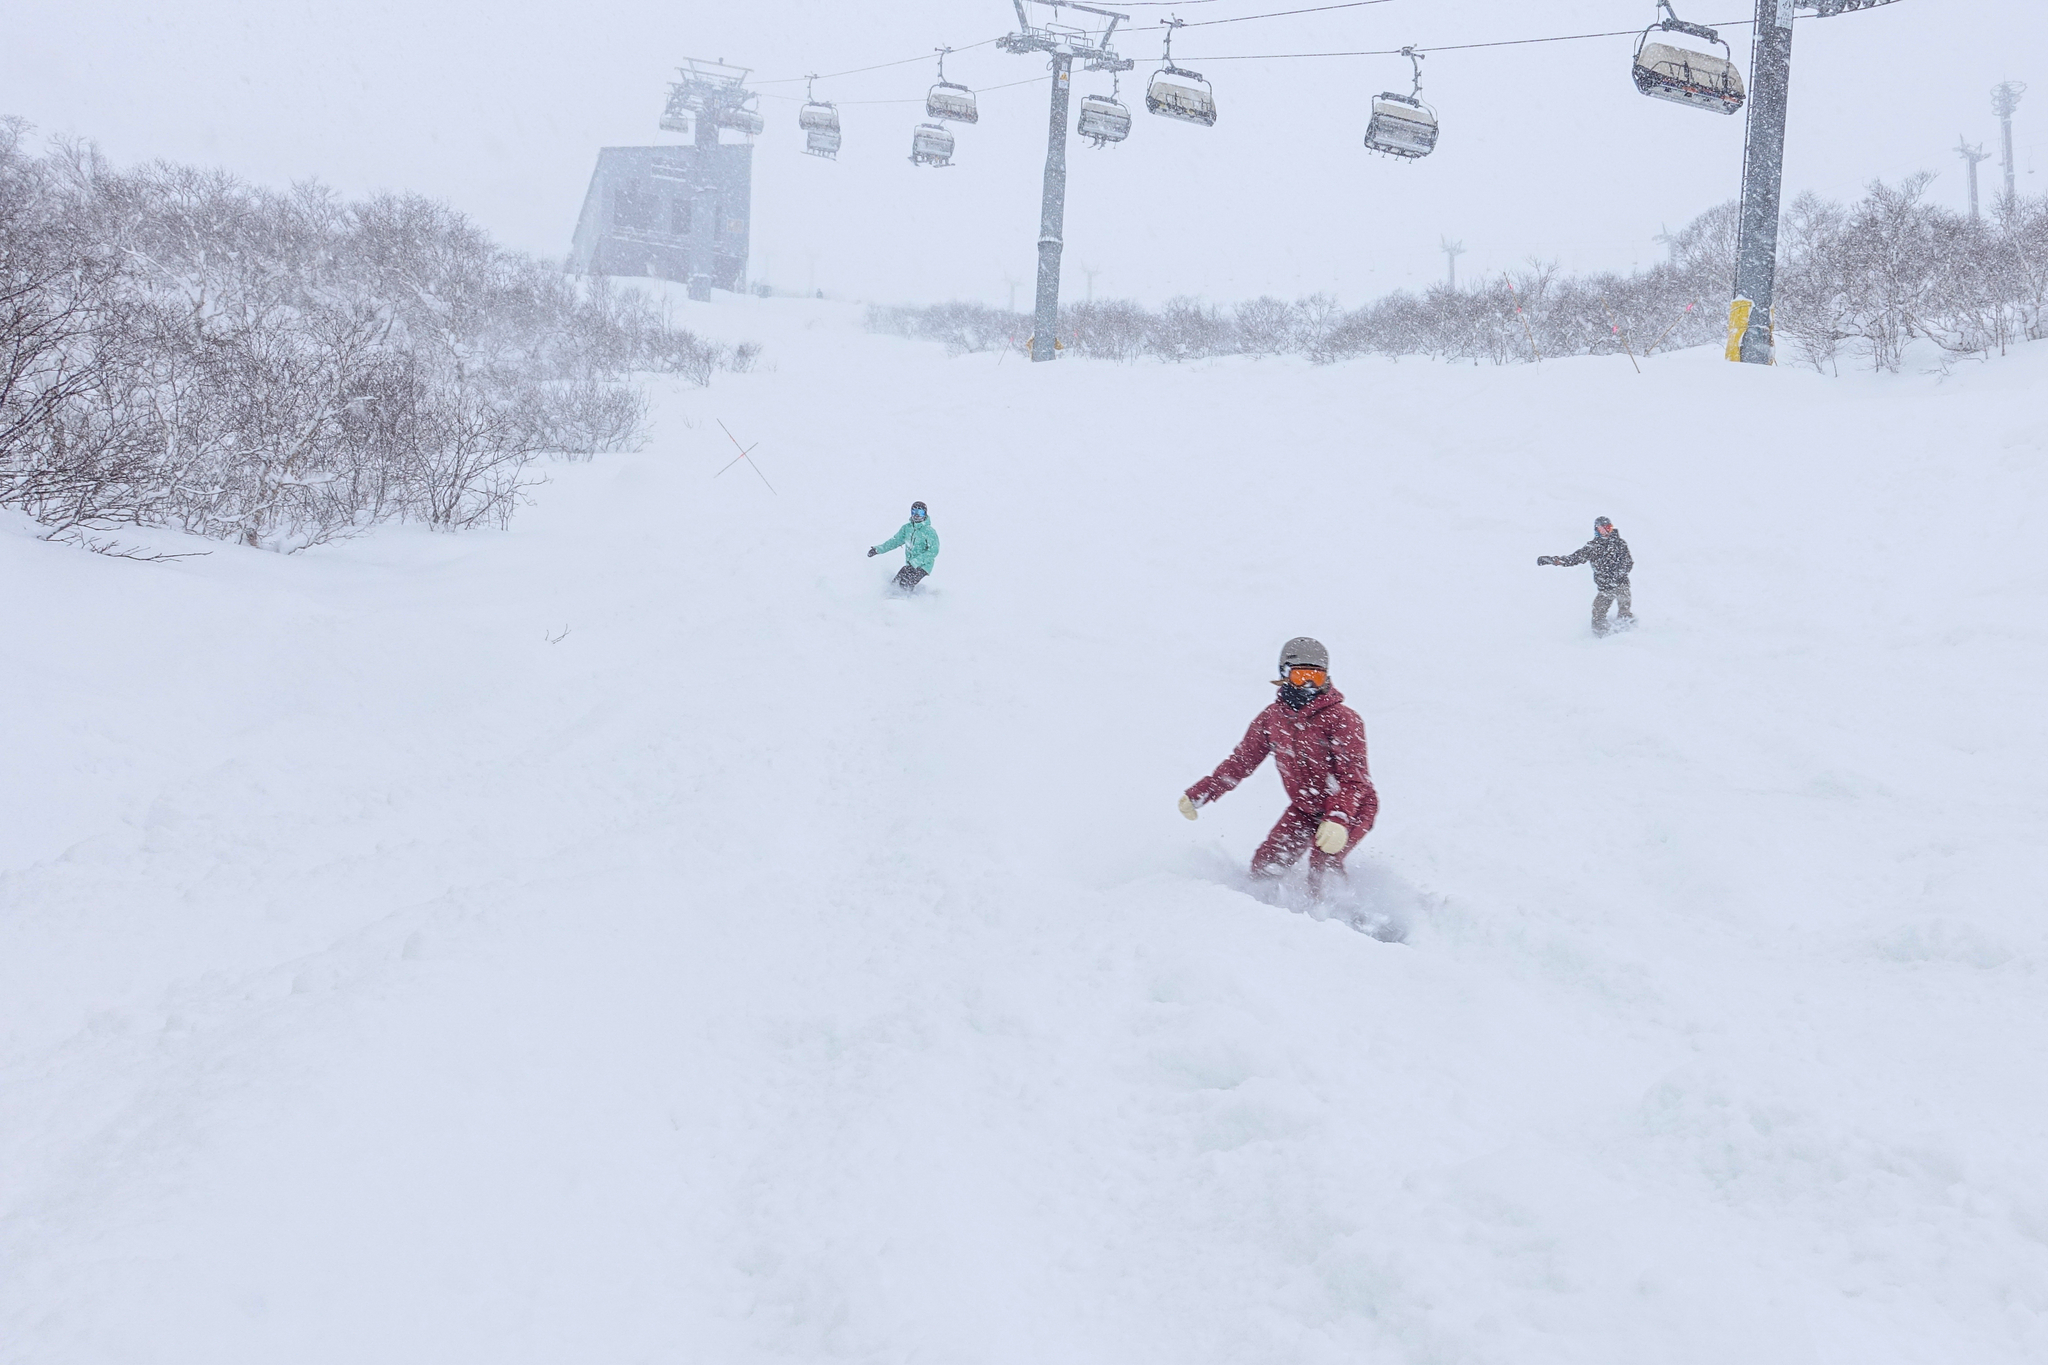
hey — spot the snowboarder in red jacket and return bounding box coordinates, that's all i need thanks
[1179,636,1379,894]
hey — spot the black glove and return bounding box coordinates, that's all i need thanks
[1536,555,1555,565]
[867,547,877,558]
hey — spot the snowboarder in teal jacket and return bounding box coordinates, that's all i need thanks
[868,500,940,591]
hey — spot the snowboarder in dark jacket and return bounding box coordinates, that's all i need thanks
[1539,516,1634,635]
[1178,636,1379,896]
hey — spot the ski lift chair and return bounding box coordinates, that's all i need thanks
[1145,21,1217,126]
[717,106,765,136]
[1364,47,1438,159]
[1363,97,1438,157]
[910,122,956,167]
[799,80,843,159]
[926,48,980,124]
[1146,70,1217,125]
[1078,72,1133,146]
[1078,93,1133,145]
[1631,5,1745,117]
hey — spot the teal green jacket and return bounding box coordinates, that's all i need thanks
[874,519,940,573]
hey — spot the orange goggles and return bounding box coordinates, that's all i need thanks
[1283,667,1329,688]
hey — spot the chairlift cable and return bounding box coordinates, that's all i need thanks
[753,12,1765,97]
[1180,19,1760,61]
[755,76,1045,107]
[751,0,1386,89]
[1139,0,1394,28]
[752,38,1003,86]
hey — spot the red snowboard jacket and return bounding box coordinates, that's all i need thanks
[1185,687,1379,832]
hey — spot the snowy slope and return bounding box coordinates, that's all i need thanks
[3,299,2046,1364]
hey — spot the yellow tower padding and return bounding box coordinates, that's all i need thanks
[1725,297,1754,362]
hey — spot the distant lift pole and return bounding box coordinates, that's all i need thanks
[1728,0,1904,365]
[1957,137,1991,221]
[1001,2,1133,362]
[1993,82,2028,207]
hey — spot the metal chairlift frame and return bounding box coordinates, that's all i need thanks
[798,75,842,159]
[1144,17,1218,127]
[1631,1,1745,115]
[910,122,956,167]
[1078,70,1133,146]
[1363,46,1438,159]
[998,2,1136,362]
[661,58,763,140]
[926,47,981,124]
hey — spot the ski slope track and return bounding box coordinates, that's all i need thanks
[3,297,2045,1364]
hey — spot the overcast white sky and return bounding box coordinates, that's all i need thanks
[6,1,2041,305]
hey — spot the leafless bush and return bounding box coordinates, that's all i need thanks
[524,381,650,461]
[1064,300,1150,362]
[866,301,1025,356]
[1148,297,1233,361]
[1777,176,2048,373]
[872,183,2048,376]
[1234,296,1295,358]
[0,124,753,550]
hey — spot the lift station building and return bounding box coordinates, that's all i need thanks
[570,61,756,298]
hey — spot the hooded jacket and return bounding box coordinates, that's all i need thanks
[1556,532,1633,589]
[1185,687,1379,832]
[875,518,940,573]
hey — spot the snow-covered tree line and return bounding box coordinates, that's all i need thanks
[871,179,2048,375]
[0,123,754,552]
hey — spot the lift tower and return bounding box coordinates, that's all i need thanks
[1992,82,2028,208]
[1727,0,1905,365]
[1957,137,1991,222]
[571,60,760,297]
[1000,1,1133,362]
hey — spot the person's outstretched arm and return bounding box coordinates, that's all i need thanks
[872,523,910,554]
[1552,539,1598,566]
[1182,715,1273,815]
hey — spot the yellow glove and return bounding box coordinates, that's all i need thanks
[1314,819,1349,854]
[1178,795,1200,821]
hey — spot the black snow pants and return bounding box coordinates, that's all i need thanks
[894,565,929,592]
[1593,578,1634,633]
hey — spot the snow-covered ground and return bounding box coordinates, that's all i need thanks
[4,298,2045,1364]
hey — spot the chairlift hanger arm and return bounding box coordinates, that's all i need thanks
[1024,1,1131,19]
[1050,0,1131,42]
[1001,3,1131,62]
[1661,17,1722,42]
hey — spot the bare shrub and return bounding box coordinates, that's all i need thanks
[866,302,1025,356]
[1234,296,1296,358]
[1064,300,1150,362]
[870,183,2048,376]
[0,125,754,550]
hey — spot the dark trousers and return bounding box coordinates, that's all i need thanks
[1593,578,1633,632]
[894,565,929,591]
[1251,805,1365,889]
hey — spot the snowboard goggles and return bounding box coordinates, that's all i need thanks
[910,508,927,519]
[1282,667,1328,688]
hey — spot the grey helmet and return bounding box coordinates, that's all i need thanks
[1277,636,1330,678]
